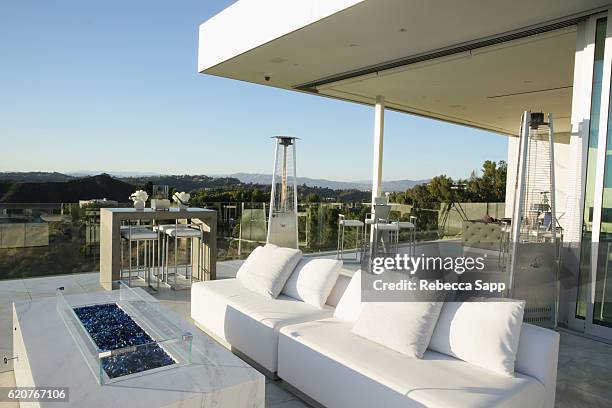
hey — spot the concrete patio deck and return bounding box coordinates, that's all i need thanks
[1,261,611,407]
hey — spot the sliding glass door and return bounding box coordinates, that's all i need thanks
[575,12,612,339]
[577,17,607,322]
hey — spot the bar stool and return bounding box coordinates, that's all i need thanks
[120,223,160,290]
[394,221,416,257]
[158,222,204,290]
[337,214,364,262]
[372,222,399,258]
[363,203,394,259]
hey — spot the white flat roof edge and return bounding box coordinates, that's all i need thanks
[198,0,364,72]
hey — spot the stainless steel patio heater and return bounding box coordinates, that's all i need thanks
[509,111,558,328]
[267,136,299,248]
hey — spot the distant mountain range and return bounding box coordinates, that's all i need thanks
[0,172,74,183]
[222,173,428,192]
[0,171,429,192]
[65,171,161,178]
[0,172,428,202]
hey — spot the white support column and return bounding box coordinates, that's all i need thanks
[371,95,385,203]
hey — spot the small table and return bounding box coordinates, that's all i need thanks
[100,208,217,290]
[12,290,264,408]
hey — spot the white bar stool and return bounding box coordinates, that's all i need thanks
[158,223,203,289]
[363,203,393,260]
[120,224,160,290]
[394,221,416,257]
[337,214,364,262]
[372,222,399,259]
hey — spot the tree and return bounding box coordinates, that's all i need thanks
[305,193,320,203]
[140,181,153,197]
[251,188,265,202]
[465,160,507,202]
[393,160,506,206]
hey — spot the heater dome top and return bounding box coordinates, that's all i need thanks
[272,136,299,145]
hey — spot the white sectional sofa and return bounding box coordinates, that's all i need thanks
[191,253,559,408]
[191,274,350,374]
[278,318,558,408]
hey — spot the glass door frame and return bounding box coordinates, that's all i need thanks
[578,10,612,339]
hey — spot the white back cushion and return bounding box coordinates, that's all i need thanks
[235,245,265,280]
[352,301,443,359]
[429,300,526,376]
[333,270,362,322]
[282,258,342,308]
[326,273,352,307]
[237,244,302,298]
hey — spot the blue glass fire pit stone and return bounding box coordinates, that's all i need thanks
[73,303,175,379]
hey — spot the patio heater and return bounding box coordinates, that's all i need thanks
[267,136,299,248]
[509,111,558,329]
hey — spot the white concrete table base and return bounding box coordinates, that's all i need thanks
[11,289,264,408]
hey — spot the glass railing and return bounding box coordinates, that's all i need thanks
[0,201,506,280]
[0,203,129,280]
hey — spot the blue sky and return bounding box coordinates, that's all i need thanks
[0,0,507,182]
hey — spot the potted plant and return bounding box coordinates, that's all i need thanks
[129,190,148,210]
[173,191,191,210]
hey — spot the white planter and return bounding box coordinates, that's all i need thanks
[151,199,170,211]
[133,200,145,210]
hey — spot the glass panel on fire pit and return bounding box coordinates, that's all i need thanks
[57,281,193,385]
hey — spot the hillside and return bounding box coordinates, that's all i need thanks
[0,174,136,203]
[0,172,74,183]
[120,174,242,191]
[224,173,427,191]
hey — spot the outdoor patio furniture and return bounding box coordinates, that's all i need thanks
[363,203,395,259]
[12,287,265,407]
[120,223,159,290]
[158,223,204,290]
[393,220,416,257]
[277,315,558,408]
[100,208,217,290]
[191,275,348,375]
[372,222,399,258]
[192,257,560,408]
[462,220,505,251]
[336,214,364,262]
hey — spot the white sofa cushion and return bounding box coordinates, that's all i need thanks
[333,270,362,322]
[235,245,264,281]
[278,318,544,408]
[191,278,333,373]
[237,244,302,298]
[429,300,526,376]
[282,258,342,308]
[352,301,443,358]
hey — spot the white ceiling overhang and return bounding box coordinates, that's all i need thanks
[199,0,611,135]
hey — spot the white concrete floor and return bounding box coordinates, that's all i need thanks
[1,262,611,407]
[0,270,308,408]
